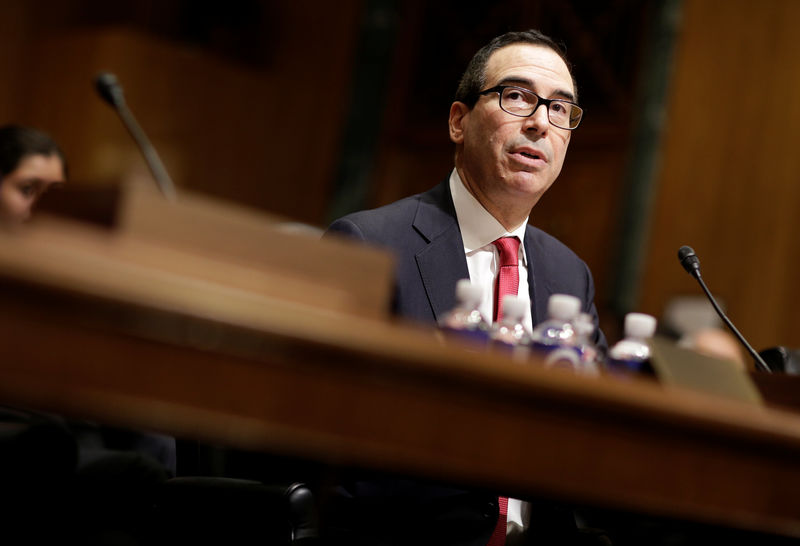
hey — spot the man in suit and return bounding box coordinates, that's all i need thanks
[325,29,606,545]
[328,29,604,348]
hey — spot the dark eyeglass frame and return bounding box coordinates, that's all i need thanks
[477,85,583,130]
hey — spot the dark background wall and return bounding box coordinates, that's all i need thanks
[3,0,798,351]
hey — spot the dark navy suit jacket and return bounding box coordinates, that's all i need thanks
[323,178,607,546]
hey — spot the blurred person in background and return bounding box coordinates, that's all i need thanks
[680,327,747,370]
[0,124,67,226]
[0,123,175,544]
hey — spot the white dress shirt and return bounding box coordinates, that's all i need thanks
[449,168,532,542]
[449,169,533,334]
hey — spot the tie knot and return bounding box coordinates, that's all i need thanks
[493,237,520,267]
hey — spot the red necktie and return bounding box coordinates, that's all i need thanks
[486,496,508,546]
[492,236,520,322]
[488,237,518,546]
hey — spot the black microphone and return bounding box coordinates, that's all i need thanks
[677,245,771,372]
[94,72,176,201]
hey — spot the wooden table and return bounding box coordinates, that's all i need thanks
[2,218,800,538]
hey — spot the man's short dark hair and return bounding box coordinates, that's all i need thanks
[454,29,577,107]
[0,125,66,180]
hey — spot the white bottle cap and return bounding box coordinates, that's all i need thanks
[455,279,483,306]
[625,312,657,338]
[501,295,527,321]
[548,294,581,321]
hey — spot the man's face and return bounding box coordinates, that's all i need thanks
[449,44,575,223]
[0,153,65,225]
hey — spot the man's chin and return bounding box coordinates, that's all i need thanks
[505,173,553,198]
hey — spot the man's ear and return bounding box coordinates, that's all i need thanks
[449,102,469,144]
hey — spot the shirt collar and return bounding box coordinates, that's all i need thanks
[449,169,529,262]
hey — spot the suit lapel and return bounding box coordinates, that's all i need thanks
[413,181,470,322]
[525,227,545,325]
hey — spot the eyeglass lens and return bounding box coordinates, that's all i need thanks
[500,87,580,129]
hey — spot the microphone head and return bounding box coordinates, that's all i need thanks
[94,72,125,108]
[678,245,701,276]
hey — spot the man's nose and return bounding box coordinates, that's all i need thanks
[522,103,549,134]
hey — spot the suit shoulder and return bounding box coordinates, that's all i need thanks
[525,224,589,269]
[525,224,578,256]
[326,193,423,244]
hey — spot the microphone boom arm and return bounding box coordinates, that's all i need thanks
[94,72,176,201]
[693,271,771,372]
[678,245,771,372]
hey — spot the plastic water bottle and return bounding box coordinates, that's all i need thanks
[489,295,531,361]
[605,312,657,377]
[530,294,581,369]
[573,312,601,376]
[439,279,491,347]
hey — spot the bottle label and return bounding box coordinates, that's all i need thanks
[531,342,580,369]
[543,346,581,370]
[441,326,490,347]
[491,338,531,362]
[605,357,653,377]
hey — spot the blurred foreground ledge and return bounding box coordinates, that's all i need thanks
[4,180,800,539]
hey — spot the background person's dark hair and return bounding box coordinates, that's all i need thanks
[0,125,66,181]
[454,29,577,107]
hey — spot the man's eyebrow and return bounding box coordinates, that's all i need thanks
[496,77,576,103]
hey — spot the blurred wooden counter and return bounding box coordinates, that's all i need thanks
[2,198,800,538]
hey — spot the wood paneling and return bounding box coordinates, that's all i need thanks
[3,1,361,226]
[639,0,800,350]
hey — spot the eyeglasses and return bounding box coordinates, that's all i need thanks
[478,85,583,130]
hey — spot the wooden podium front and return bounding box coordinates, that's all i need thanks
[3,185,800,539]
